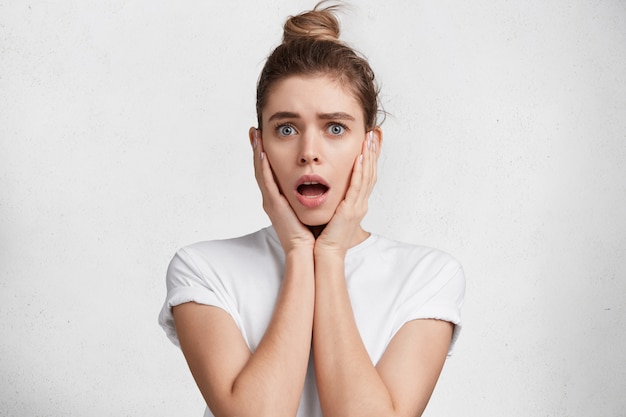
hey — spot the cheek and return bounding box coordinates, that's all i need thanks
[343,140,364,168]
[334,145,362,188]
[263,139,292,163]
[264,149,290,191]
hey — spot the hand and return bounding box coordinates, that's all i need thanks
[315,129,380,258]
[251,128,315,253]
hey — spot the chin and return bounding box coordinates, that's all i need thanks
[295,210,333,228]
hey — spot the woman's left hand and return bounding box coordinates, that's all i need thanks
[315,130,380,258]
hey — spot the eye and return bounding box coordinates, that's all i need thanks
[327,123,346,136]
[277,124,296,136]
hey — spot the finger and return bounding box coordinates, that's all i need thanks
[259,149,283,198]
[346,132,375,210]
[354,131,374,207]
[366,130,375,187]
[364,130,379,195]
[252,130,264,186]
[343,146,364,205]
[257,141,298,219]
[252,133,280,203]
[368,130,379,195]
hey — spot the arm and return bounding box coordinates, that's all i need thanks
[172,131,316,417]
[174,247,314,417]
[312,130,453,417]
[312,252,453,417]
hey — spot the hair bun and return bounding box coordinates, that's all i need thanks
[283,2,341,43]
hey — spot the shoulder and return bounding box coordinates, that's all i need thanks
[173,227,279,264]
[370,236,466,353]
[165,227,281,286]
[181,226,277,256]
[370,234,462,277]
[362,234,465,303]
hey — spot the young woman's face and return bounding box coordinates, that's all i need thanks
[259,75,370,226]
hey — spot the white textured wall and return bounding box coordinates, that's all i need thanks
[1,1,625,416]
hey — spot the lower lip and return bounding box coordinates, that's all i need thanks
[295,190,329,208]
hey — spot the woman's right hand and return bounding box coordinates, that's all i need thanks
[251,128,315,253]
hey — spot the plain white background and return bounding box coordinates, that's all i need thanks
[1,1,625,416]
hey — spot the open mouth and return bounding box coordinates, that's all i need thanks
[297,181,329,198]
[294,175,330,208]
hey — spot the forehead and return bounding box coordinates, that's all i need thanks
[262,75,364,123]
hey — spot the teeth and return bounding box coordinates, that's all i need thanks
[302,181,319,185]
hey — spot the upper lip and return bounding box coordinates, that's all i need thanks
[295,174,330,189]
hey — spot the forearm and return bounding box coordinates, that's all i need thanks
[178,248,315,417]
[231,249,315,416]
[312,254,399,417]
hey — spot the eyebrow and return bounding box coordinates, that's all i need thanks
[267,111,356,122]
[319,112,356,121]
[268,112,300,122]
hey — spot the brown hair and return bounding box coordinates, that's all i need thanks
[256,1,381,130]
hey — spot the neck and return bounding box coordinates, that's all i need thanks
[308,224,326,239]
[307,225,371,247]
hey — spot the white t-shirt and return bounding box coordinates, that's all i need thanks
[158,226,465,417]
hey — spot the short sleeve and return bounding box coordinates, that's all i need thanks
[395,259,466,356]
[157,248,227,348]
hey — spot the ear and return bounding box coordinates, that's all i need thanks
[249,127,260,148]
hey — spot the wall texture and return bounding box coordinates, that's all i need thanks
[1,1,624,416]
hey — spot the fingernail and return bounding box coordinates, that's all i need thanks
[359,154,363,164]
[260,151,265,160]
[367,137,371,149]
[373,141,377,153]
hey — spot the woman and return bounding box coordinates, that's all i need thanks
[159,3,465,417]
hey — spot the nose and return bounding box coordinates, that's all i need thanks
[298,133,320,165]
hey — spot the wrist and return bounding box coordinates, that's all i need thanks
[313,247,346,264]
[285,245,315,261]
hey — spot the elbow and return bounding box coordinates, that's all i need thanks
[210,399,297,417]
